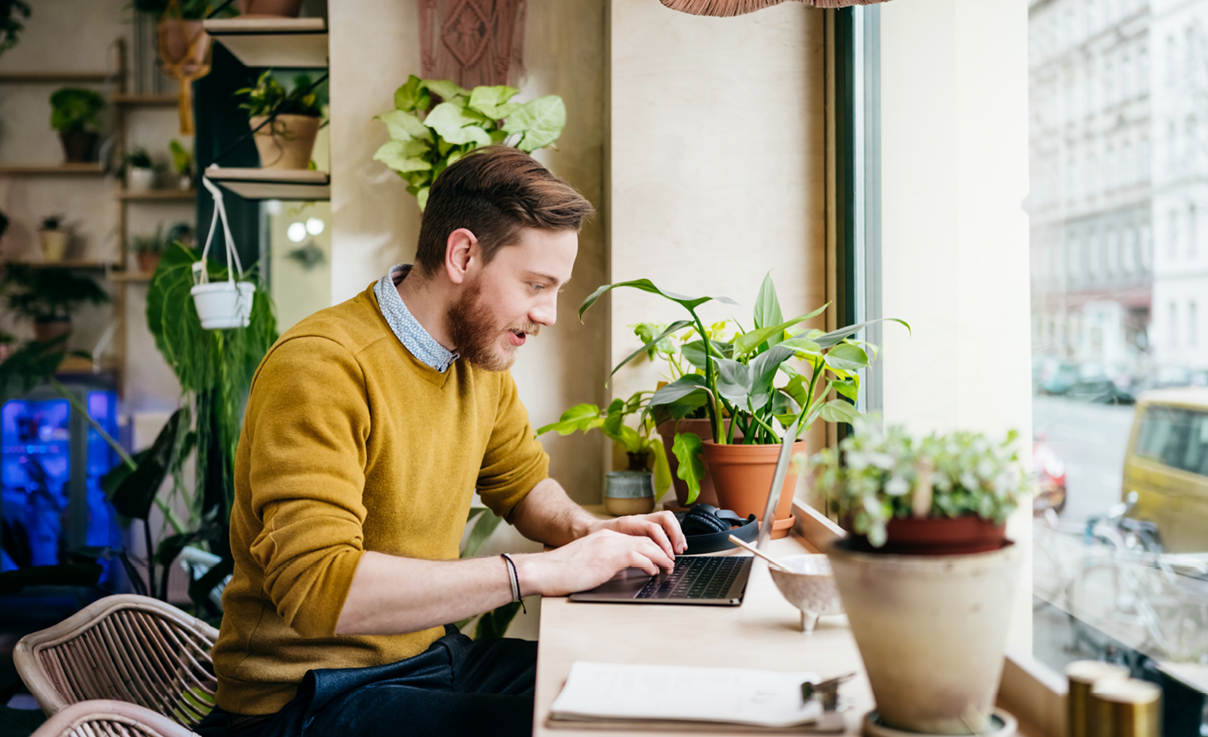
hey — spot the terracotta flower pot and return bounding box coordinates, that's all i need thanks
[33,319,71,343]
[136,252,161,274]
[843,516,1008,556]
[250,114,320,170]
[702,438,803,539]
[238,0,303,17]
[656,418,727,509]
[826,538,1022,734]
[38,230,69,262]
[59,131,98,163]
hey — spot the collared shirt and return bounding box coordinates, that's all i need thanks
[373,263,459,373]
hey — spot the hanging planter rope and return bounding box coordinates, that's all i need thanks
[659,0,890,17]
[157,0,213,135]
[192,176,255,330]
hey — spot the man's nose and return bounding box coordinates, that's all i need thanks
[531,295,558,327]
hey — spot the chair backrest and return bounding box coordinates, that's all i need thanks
[14,595,220,729]
[30,699,199,737]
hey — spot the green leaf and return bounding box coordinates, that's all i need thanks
[535,403,601,436]
[393,75,431,112]
[778,336,821,355]
[416,187,431,210]
[424,79,471,102]
[609,319,692,378]
[651,437,672,502]
[783,374,810,409]
[713,359,751,404]
[0,336,70,407]
[474,601,522,639]
[753,273,783,332]
[681,339,732,370]
[503,95,566,153]
[648,374,710,406]
[376,109,432,141]
[747,345,798,409]
[462,507,504,559]
[814,318,911,349]
[579,279,737,323]
[372,140,434,174]
[733,304,829,358]
[823,342,869,372]
[819,399,860,424]
[468,85,521,119]
[672,432,706,505]
[103,409,187,522]
[833,376,860,401]
[424,102,492,146]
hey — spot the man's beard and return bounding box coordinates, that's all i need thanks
[446,278,539,372]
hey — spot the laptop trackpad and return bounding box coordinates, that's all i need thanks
[586,567,652,596]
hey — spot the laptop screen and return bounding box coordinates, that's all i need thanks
[754,419,800,552]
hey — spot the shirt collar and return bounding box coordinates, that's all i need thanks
[374,264,459,373]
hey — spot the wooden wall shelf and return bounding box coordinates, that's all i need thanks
[0,260,112,269]
[203,18,328,68]
[108,271,153,283]
[204,167,330,200]
[111,94,178,106]
[0,71,111,84]
[0,163,105,175]
[118,189,196,201]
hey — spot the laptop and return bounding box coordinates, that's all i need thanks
[570,420,800,606]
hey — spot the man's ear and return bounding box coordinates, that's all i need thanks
[444,228,478,285]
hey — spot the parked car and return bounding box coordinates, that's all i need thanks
[1122,388,1208,553]
[1032,435,1067,514]
[1041,360,1135,404]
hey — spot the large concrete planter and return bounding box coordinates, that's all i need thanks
[826,538,1022,734]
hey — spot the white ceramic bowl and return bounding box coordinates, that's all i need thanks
[768,554,844,632]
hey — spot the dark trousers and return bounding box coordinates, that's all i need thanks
[197,627,538,737]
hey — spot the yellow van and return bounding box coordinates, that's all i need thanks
[1122,388,1208,553]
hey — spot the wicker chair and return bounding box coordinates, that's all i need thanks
[14,595,219,730]
[29,699,199,737]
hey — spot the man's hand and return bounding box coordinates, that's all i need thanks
[589,510,687,560]
[514,529,675,597]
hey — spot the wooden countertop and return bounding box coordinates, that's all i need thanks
[532,534,873,735]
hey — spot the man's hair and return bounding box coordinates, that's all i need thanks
[414,145,595,277]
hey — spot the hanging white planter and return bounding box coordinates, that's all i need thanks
[192,176,255,330]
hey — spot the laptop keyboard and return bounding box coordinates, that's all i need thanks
[634,556,747,600]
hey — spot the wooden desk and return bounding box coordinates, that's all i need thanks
[532,534,873,735]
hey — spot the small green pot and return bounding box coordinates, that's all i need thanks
[604,471,654,516]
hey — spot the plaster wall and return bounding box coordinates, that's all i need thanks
[879,0,1033,652]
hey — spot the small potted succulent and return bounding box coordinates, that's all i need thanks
[49,87,105,163]
[122,147,161,191]
[811,418,1029,735]
[1,265,110,342]
[37,215,68,262]
[374,76,567,210]
[537,391,673,516]
[132,224,167,274]
[581,273,907,538]
[169,139,194,190]
[237,71,324,170]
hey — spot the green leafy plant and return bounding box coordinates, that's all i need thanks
[237,70,324,119]
[811,418,1029,547]
[169,139,194,176]
[373,76,567,210]
[125,146,154,169]
[130,0,237,19]
[536,390,674,501]
[454,508,522,639]
[132,224,167,255]
[0,0,30,56]
[580,273,908,503]
[1,265,110,322]
[49,88,105,134]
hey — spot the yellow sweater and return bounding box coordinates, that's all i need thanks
[212,283,549,714]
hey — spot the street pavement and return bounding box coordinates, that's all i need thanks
[1032,395,1136,522]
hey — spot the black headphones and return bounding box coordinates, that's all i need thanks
[680,504,748,536]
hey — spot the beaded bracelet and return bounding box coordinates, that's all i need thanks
[500,553,527,614]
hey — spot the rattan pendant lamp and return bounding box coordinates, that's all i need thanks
[660,0,890,17]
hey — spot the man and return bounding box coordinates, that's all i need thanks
[197,146,686,737]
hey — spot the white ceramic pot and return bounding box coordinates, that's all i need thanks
[191,281,255,329]
[128,167,156,192]
[38,230,69,262]
[768,554,843,633]
[826,539,1022,735]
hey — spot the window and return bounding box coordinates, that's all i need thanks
[1192,301,1199,347]
[1171,300,1180,347]
[1168,34,1178,85]
[1168,120,1178,170]
[1106,144,1117,188]
[1122,51,1131,100]
[1123,142,1134,184]
[1104,57,1114,105]
[1191,205,1199,258]
[1106,228,1118,275]
[1140,135,1150,181]
[1135,406,1208,477]
[1139,46,1149,93]
[1170,209,1181,260]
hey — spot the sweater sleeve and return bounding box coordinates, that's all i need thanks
[477,372,550,521]
[244,336,370,638]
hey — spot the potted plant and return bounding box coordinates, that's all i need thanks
[237,71,324,171]
[0,1,31,57]
[191,177,256,329]
[374,76,567,209]
[132,225,167,274]
[580,274,907,538]
[121,147,161,191]
[629,319,733,509]
[37,215,68,262]
[1,265,110,342]
[49,88,104,163]
[169,139,194,190]
[811,419,1028,735]
[537,391,673,516]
